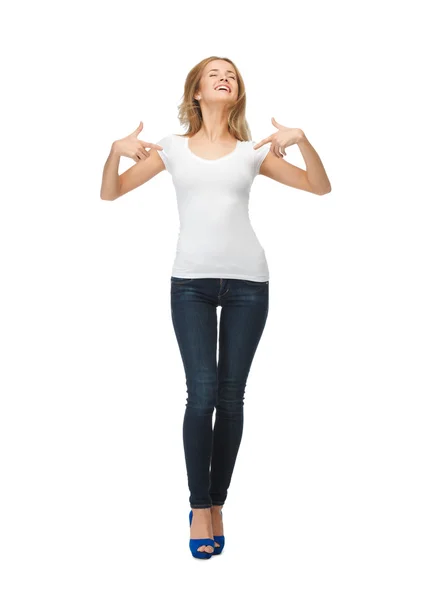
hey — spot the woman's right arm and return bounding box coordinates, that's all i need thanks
[100,122,165,201]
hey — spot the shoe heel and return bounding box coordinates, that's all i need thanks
[212,509,225,555]
[213,534,225,555]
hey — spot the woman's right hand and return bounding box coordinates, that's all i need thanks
[111,121,163,162]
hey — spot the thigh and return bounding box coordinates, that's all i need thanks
[218,280,269,385]
[170,278,219,385]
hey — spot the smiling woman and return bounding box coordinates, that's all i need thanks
[100,54,331,561]
[151,56,277,559]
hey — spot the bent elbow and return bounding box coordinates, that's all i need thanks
[318,186,332,196]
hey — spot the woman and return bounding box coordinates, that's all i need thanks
[100,56,331,559]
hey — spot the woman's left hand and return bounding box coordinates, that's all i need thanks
[254,117,304,158]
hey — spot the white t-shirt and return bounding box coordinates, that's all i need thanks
[156,133,271,282]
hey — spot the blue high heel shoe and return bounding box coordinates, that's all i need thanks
[189,510,215,559]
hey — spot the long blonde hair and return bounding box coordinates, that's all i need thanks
[175,56,252,142]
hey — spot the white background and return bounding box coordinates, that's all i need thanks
[1,0,438,598]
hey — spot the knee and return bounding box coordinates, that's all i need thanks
[216,382,246,414]
[186,377,217,413]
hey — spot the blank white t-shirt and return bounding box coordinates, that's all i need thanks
[156,133,270,282]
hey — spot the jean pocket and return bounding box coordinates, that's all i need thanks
[171,276,194,285]
[239,279,269,292]
[241,279,269,286]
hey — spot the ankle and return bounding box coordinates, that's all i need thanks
[191,507,212,516]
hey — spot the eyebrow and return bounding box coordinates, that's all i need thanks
[208,68,236,76]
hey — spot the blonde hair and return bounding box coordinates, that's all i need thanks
[175,56,252,142]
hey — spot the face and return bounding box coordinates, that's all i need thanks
[194,60,238,106]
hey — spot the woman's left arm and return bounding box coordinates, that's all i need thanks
[255,118,332,195]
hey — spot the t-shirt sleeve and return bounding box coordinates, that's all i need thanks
[252,141,270,177]
[155,134,173,174]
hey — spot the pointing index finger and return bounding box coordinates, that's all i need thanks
[253,136,271,150]
[140,141,164,150]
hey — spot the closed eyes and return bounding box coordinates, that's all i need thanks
[210,74,236,80]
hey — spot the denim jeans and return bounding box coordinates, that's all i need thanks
[170,276,269,508]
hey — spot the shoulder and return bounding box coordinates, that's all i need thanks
[155,135,175,173]
[155,134,186,173]
[156,133,175,148]
[249,140,271,176]
[156,133,184,155]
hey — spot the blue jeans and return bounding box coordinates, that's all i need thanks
[170,276,269,508]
